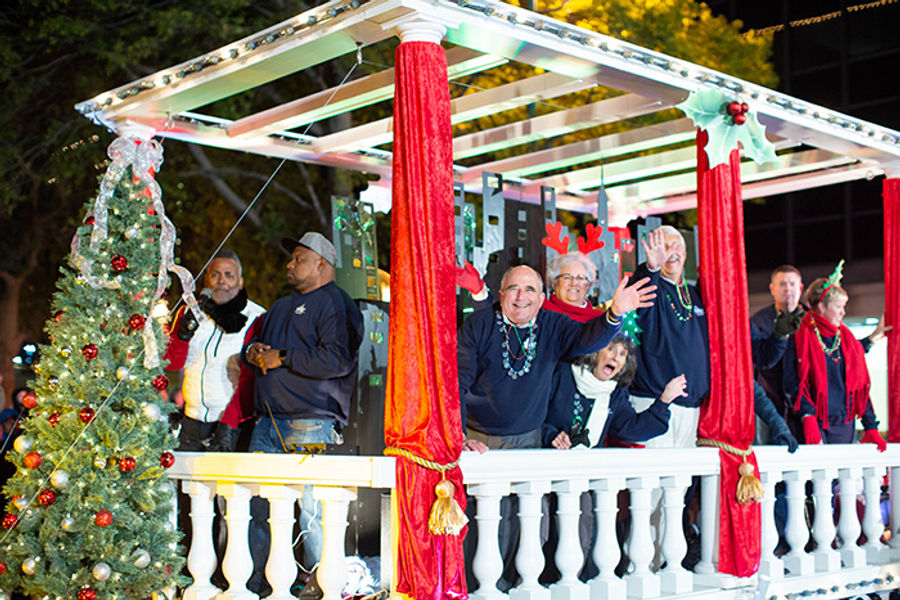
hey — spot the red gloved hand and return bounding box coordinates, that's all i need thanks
[861,429,887,452]
[455,261,485,295]
[801,415,822,445]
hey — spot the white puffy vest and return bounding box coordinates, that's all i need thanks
[182,299,265,422]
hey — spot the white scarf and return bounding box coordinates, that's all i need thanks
[571,364,618,447]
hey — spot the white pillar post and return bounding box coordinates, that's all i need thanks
[549,479,589,600]
[810,468,840,572]
[509,481,551,600]
[215,483,255,600]
[588,478,626,599]
[890,466,900,559]
[837,467,865,568]
[782,469,814,575]
[259,484,301,600]
[468,482,510,600]
[183,480,220,600]
[623,476,661,599]
[659,475,692,594]
[862,466,889,564]
[315,486,358,600]
[694,473,719,575]
[758,470,784,578]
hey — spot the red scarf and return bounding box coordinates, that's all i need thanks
[793,311,870,428]
[543,294,605,323]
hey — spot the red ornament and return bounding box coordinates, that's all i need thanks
[38,489,56,506]
[733,113,748,126]
[159,452,175,468]
[84,216,95,226]
[48,412,60,426]
[151,375,168,391]
[740,102,750,114]
[0,561,6,574]
[24,451,43,469]
[726,101,741,116]
[77,587,97,600]
[111,254,128,272]
[82,343,98,360]
[2,513,17,529]
[118,457,136,473]
[79,407,95,424]
[129,314,146,331]
[94,510,113,527]
[53,310,65,323]
[21,391,38,409]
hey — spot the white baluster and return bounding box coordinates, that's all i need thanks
[509,481,550,600]
[758,470,784,579]
[215,483,254,600]
[890,466,900,559]
[693,474,718,576]
[659,475,692,594]
[184,480,220,600]
[810,468,840,572]
[469,482,510,600]
[549,479,589,600]
[623,476,661,599]
[315,486,357,600]
[862,466,888,564]
[588,478,626,599]
[259,484,301,600]
[782,469,814,575]
[837,467,865,568]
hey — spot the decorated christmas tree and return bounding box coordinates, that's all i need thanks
[0,134,187,600]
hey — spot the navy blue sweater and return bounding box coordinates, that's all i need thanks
[542,364,670,448]
[458,305,621,436]
[782,335,877,430]
[246,282,363,424]
[629,264,709,407]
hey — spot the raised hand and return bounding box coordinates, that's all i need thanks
[660,374,688,404]
[455,261,485,295]
[551,431,572,449]
[609,275,656,316]
[641,228,668,271]
[861,429,887,452]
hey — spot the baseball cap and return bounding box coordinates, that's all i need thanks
[280,232,337,266]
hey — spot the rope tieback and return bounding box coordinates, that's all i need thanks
[385,447,468,535]
[697,438,763,505]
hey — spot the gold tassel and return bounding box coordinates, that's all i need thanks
[428,478,469,535]
[735,459,764,505]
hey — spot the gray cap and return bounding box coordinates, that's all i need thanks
[280,232,337,266]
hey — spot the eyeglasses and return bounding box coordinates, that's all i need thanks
[557,274,591,284]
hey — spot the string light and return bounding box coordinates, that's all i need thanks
[752,0,898,36]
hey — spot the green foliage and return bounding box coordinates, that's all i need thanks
[0,166,186,599]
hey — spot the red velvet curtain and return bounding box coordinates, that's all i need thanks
[384,40,467,599]
[695,129,761,577]
[886,178,900,441]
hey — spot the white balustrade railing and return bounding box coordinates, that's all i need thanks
[169,444,900,600]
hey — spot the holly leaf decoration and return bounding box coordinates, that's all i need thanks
[676,89,777,169]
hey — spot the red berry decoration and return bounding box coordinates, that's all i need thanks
[111,254,128,272]
[0,561,6,574]
[84,216,95,226]
[740,102,750,114]
[48,412,60,426]
[24,451,43,469]
[129,314,146,331]
[159,452,175,468]
[2,513,17,529]
[78,587,97,600]
[119,457,136,473]
[733,113,748,126]
[82,343,98,360]
[94,510,113,527]
[21,391,38,409]
[78,407,95,424]
[38,489,56,506]
[53,310,66,323]
[726,101,741,116]
[151,375,168,391]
